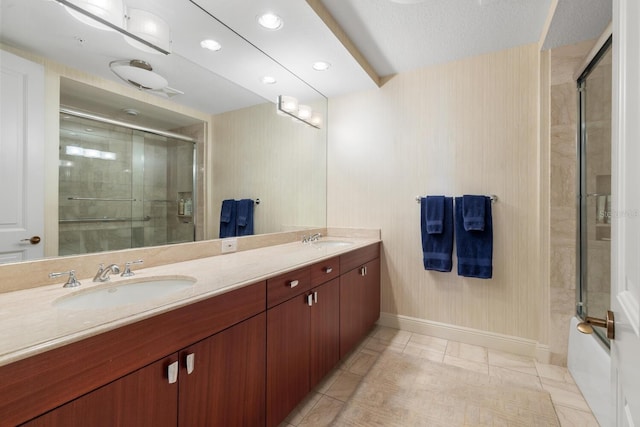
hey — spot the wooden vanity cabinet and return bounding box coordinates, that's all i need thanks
[339,243,381,358]
[266,258,341,427]
[6,282,266,427]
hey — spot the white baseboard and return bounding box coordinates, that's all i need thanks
[378,312,550,362]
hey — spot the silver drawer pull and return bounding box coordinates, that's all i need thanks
[314,291,318,304]
[186,353,195,375]
[307,294,313,306]
[288,280,299,288]
[360,266,367,276]
[324,267,333,274]
[167,361,179,384]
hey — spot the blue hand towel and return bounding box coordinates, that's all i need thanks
[462,195,486,231]
[236,199,255,236]
[219,199,236,238]
[421,196,454,272]
[425,196,445,234]
[455,196,493,279]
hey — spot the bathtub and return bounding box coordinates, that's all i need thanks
[567,316,613,426]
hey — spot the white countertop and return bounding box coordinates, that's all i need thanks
[0,237,379,367]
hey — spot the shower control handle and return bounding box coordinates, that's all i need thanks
[576,310,615,339]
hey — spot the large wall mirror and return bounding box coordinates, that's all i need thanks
[0,0,327,262]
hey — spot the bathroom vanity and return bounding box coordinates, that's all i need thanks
[0,238,380,426]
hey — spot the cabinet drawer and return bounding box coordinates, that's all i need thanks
[340,243,380,273]
[310,257,340,287]
[267,267,311,308]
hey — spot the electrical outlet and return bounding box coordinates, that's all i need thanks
[221,238,237,253]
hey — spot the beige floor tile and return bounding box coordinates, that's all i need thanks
[403,341,445,363]
[489,365,543,390]
[541,377,592,412]
[371,326,412,347]
[555,404,600,427]
[298,396,344,427]
[536,362,577,384]
[325,370,364,402]
[284,392,323,426]
[488,348,538,375]
[407,333,448,352]
[314,366,344,394]
[347,349,380,376]
[443,354,489,375]
[445,341,488,363]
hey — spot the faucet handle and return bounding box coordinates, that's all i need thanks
[121,259,144,277]
[49,270,81,288]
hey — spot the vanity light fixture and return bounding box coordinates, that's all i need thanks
[200,39,222,52]
[276,95,322,129]
[124,8,172,54]
[56,0,170,55]
[62,0,125,30]
[257,13,283,30]
[312,61,331,71]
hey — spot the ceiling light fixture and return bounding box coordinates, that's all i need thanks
[124,8,171,54]
[276,95,322,129]
[109,59,184,98]
[200,39,222,51]
[62,0,125,31]
[312,61,331,71]
[261,75,277,85]
[257,13,283,30]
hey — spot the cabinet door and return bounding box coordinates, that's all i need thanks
[339,267,365,359]
[21,356,178,427]
[310,278,340,387]
[179,313,265,427]
[363,258,381,331]
[266,294,311,427]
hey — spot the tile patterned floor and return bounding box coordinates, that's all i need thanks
[279,326,600,427]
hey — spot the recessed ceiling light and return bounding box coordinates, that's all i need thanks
[200,39,222,51]
[261,75,277,85]
[312,61,331,71]
[257,13,283,30]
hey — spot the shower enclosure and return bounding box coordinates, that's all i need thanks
[58,111,196,256]
[577,36,613,345]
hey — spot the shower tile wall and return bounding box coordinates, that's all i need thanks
[548,40,596,365]
[59,118,136,255]
[59,116,196,256]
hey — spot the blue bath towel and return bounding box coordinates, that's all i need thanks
[421,196,454,272]
[236,199,255,236]
[462,195,486,231]
[455,196,493,279]
[219,199,236,238]
[425,196,445,234]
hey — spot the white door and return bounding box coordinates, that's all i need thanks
[611,0,640,425]
[0,50,45,263]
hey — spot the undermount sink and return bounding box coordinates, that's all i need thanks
[310,240,354,248]
[54,276,196,310]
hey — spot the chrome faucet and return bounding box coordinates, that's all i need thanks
[309,233,322,242]
[93,263,121,282]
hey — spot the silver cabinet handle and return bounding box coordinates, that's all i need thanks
[323,266,333,274]
[360,266,367,276]
[289,280,299,288]
[167,361,179,384]
[307,294,313,306]
[186,353,195,375]
[314,291,318,304]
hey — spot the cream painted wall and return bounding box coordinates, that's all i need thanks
[211,102,327,238]
[328,43,545,342]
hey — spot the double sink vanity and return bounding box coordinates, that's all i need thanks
[0,232,381,426]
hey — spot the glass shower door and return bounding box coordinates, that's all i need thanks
[577,38,612,344]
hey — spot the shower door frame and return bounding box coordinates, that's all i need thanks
[576,35,613,346]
